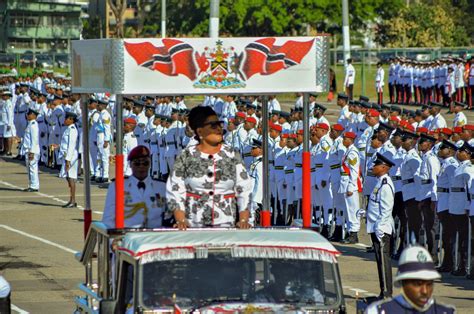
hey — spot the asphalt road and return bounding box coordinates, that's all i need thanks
[1,100,474,313]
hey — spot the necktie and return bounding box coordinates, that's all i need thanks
[137,181,146,190]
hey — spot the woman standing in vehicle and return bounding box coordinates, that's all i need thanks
[166,106,253,229]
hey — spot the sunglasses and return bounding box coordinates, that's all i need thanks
[203,120,224,129]
[132,160,150,167]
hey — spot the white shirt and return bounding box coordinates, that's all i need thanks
[344,64,355,86]
[366,173,395,240]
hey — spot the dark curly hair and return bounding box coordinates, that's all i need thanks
[188,106,218,141]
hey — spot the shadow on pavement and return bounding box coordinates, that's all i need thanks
[21,201,62,207]
[0,187,24,192]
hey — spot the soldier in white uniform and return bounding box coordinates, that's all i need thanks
[96,100,112,183]
[59,112,79,208]
[123,117,138,177]
[435,140,459,273]
[103,145,165,228]
[339,131,361,244]
[337,93,351,128]
[449,143,474,276]
[0,91,15,156]
[452,101,467,127]
[326,124,346,242]
[273,133,289,225]
[414,134,441,262]
[21,108,40,192]
[367,153,395,298]
[427,102,447,131]
[313,123,332,237]
[87,98,100,180]
[375,62,385,105]
[249,139,263,221]
[344,58,356,100]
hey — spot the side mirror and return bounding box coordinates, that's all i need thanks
[99,299,116,314]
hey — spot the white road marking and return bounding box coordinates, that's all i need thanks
[356,243,371,248]
[0,224,77,255]
[0,194,106,199]
[11,304,29,314]
[0,180,103,215]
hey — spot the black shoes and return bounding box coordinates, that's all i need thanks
[436,265,452,273]
[451,268,466,276]
[320,225,330,239]
[24,188,39,192]
[341,232,359,244]
[62,202,77,208]
[329,226,343,242]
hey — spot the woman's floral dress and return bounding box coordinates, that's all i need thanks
[166,144,253,227]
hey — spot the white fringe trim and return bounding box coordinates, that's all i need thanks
[138,246,337,264]
[231,246,337,263]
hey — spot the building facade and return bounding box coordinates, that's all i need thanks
[0,0,83,53]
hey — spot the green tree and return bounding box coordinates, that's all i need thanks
[376,3,462,47]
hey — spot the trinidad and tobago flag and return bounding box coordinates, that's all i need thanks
[124,39,197,80]
[124,38,313,82]
[241,37,314,80]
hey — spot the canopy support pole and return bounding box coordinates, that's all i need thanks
[115,95,124,228]
[261,95,271,227]
[81,94,92,238]
[302,93,312,228]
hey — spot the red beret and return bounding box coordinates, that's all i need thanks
[228,118,235,123]
[297,129,304,135]
[428,130,437,136]
[245,117,257,124]
[417,127,428,134]
[463,124,474,131]
[405,124,415,132]
[236,111,247,118]
[439,128,452,135]
[281,133,289,138]
[332,124,345,131]
[128,145,150,161]
[289,134,297,139]
[453,126,463,134]
[343,131,357,139]
[367,109,380,117]
[270,123,282,132]
[389,116,399,122]
[124,117,137,125]
[315,123,329,130]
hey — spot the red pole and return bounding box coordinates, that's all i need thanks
[261,210,271,227]
[115,154,125,228]
[302,151,312,228]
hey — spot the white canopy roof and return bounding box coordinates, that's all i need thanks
[118,229,340,264]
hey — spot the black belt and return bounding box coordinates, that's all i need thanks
[37,121,44,124]
[159,144,165,148]
[18,110,26,113]
[269,160,274,165]
[310,168,315,172]
[150,142,157,145]
[275,166,284,170]
[315,163,323,168]
[402,178,414,185]
[330,164,340,170]
[391,176,402,181]
[421,179,432,185]
[437,187,449,193]
[340,172,349,176]
[243,153,252,157]
[358,147,366,151]
[451,187,465,192]
[295,163,302,168]
[166,142,177,145]
[285,170,294,174]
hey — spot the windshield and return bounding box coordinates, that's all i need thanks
[139,252,340,310]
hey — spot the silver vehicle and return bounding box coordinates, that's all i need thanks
[75,223,346,313]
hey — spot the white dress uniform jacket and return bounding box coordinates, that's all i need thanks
[400,148,422,201]
[102,176,165,228]
[59,123,79,179]
[414,150,440,202]
[436,156,458,213]
[449,160,474,215]
[367,173,395,240]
